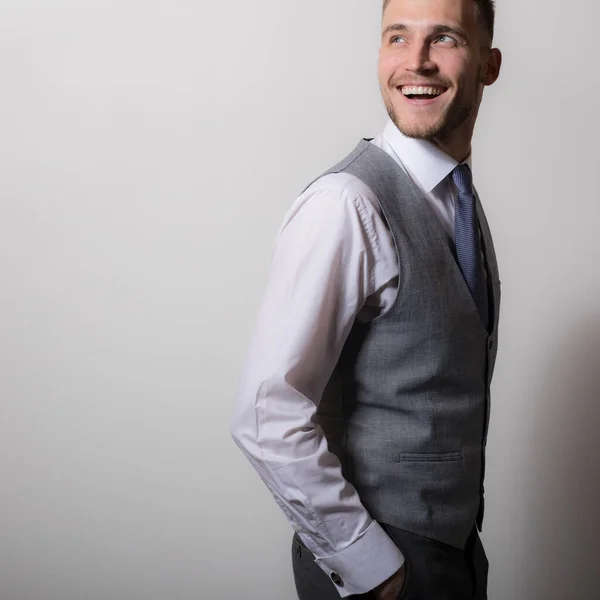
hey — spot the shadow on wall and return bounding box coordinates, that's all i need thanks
[522,316,600,599]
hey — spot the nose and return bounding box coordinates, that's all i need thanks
[406,41,436,73]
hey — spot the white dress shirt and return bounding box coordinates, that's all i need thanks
[231,120,471,597]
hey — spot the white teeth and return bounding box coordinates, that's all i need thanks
[401,86,443,96]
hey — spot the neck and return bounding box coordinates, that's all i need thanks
[431,123,474,164]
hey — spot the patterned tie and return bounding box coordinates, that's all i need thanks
[452,164,489,329]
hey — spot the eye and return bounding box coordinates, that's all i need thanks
[390,35,406,44]
[434,35,458,45]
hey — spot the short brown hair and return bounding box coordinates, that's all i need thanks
[383,0,496,43]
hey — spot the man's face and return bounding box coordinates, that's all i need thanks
[378,0,497,143]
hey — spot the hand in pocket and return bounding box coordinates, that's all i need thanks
[372,562,407,600]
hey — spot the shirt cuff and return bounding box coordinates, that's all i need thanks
[313,521,405,598]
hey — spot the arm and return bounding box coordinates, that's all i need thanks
[231,176,404,597]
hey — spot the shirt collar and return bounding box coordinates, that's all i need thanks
[382,119,472,193]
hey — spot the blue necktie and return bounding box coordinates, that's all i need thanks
[452,164,489,329]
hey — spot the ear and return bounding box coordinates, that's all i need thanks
[481,48,502,86]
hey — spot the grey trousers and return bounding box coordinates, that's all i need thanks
[292,525,488,600]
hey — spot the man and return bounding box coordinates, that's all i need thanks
[231,0,502,598]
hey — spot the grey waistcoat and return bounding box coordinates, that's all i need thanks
[313,140,501,549]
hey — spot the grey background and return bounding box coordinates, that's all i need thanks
[1,1,598,599]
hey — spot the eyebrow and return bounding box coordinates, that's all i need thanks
[382,23,408,38]
[381,23,469,41]
[431,24,469,39]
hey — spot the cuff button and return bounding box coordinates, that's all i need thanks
[330,573,343,587]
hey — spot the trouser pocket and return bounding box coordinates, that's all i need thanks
[395,558,411,600]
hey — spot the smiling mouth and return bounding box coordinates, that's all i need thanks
[399,85,448,100]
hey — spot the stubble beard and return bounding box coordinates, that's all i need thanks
[385,68,481,142]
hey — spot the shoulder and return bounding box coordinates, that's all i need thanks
[279,172,384,234]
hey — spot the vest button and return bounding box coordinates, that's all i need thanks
[330,573,344,587]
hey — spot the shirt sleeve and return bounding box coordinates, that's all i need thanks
[230,174,404,597]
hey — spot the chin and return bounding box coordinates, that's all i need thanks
[394,117,445,141]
